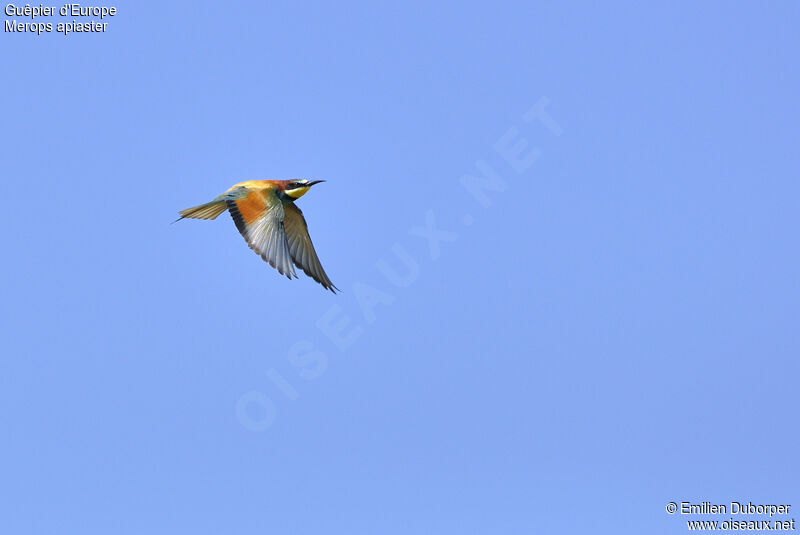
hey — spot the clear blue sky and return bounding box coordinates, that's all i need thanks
[2,2,798,533]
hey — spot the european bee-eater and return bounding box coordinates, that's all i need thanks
[177,179,338,293]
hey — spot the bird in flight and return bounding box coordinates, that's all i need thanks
[177,179,338,292]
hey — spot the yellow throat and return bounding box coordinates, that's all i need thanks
[285,186,310,199]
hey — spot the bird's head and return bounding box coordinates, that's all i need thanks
[283,179,325,200]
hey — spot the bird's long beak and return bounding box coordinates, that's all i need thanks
[307,180,326,187]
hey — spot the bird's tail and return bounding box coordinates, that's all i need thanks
[174,200,228,223]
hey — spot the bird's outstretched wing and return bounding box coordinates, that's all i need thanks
[176,199,228,221]
[283,203,338,292]
[226,186,297,278]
